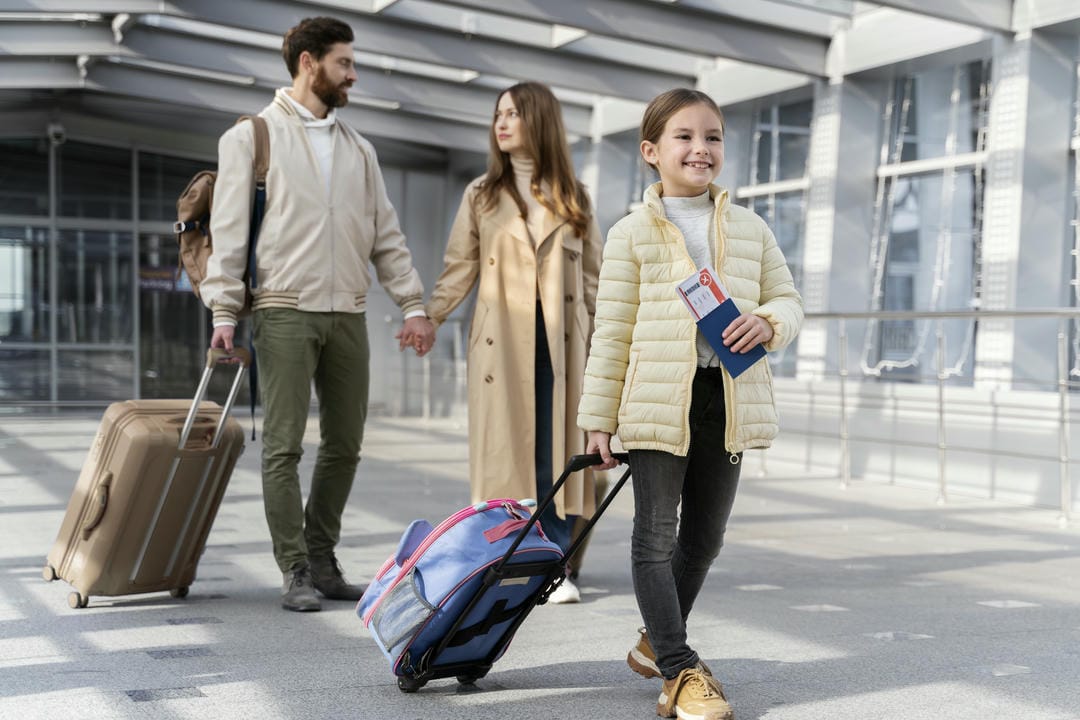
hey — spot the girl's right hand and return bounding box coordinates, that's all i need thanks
[586,431,620,469]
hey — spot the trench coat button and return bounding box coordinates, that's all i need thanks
[486,337,494,345]
[488,257,495,265]
[484,374,494,383]
[569,251,579,261]
[564,294,573,303]
[564,333,570,341]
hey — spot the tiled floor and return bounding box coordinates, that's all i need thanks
[1,412,1078,719]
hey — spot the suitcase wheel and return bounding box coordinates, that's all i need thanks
[397,676,425,693]
[67,592,89,609]
[42,565,57,582]
[456,674,482,685]
[170,586,190,599]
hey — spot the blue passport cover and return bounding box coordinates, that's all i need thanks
[696,298,767,379]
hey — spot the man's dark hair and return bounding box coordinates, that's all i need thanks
[281,17,354,78]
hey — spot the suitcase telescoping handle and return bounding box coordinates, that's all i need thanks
[178,348,252,450]
[493,452,631,574]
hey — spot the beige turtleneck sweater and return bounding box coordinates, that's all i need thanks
[510,155,549,247]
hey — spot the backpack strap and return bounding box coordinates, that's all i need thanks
[236,114,269,441]
[243,115,270,188]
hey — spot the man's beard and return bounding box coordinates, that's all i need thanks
[312,65,350,109]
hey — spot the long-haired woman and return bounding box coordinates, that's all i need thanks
[421,81,603,603]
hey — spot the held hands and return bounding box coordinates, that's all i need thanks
[586,431,621,470]
[722,313,774,354]
[396,316,436,357]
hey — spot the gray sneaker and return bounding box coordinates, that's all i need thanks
[309,553,367,601]
[281,565,321,612]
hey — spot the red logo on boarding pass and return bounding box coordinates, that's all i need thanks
[700,270,727,303]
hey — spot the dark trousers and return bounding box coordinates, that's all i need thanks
[629,367,741,678]
[534,303,575,553]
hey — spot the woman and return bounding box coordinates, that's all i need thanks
[421,82,603,603]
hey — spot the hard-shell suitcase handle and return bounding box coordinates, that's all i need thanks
[178,348,252,450]
[80,471,113,541]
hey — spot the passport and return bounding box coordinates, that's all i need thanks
[676,265,766,379]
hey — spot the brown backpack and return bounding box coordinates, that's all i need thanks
[175,115,270,315]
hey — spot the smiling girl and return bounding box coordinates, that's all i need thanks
[578,89,803,720]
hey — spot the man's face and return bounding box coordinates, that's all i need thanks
[310,42,356,109]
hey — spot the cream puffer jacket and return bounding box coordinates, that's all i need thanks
[577,183,803,456]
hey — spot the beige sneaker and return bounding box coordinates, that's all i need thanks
[657,667,734,720]
[628,627,712,680]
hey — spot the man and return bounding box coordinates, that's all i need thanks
[201,16,434,612]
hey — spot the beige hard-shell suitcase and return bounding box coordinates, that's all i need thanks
[43,349,250,609]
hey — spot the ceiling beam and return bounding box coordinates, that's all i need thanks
[118,24,592,136]
[870,0,1013,33]
[80,60,490,151]
[163,0,693,102]
[0,57,83,87]
[434,0,828,77]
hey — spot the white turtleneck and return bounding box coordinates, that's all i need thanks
[662,190,719,368]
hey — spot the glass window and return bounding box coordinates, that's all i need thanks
[752,100,812,184]
[57,230,134,344]
[139,151,211,223]
[0,226,49,343]
[887,61,988,162]
[748,192,803,377]
[57,141,132,219]
[778,99,813,128]
[0,139,49,216]
[0,349,50,402]
[58,350,134,401]
[138,232,222,400]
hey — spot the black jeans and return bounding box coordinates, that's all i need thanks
[629,367,741,679]
[535,303,575,553]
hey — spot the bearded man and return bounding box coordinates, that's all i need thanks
[200,16,434,612]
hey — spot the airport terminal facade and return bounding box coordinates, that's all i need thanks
[2,2,1080,511]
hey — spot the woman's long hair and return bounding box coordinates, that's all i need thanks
[476,82,592,238]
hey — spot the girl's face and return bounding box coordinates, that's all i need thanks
[494,93,524,156]
[640,103,724,197]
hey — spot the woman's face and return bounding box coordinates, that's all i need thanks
[493,93,524,156]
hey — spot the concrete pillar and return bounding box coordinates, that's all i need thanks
[975,31,1076,388]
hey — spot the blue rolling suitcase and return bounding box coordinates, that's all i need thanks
[357,452,631,692]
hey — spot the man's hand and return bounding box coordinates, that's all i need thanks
[211,325,236,352]
[722,313,774,354]
[586,431,620,469]
[396,316,436,357]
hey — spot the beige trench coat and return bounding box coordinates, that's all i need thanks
[426,178,603,518]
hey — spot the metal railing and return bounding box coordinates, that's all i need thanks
[800,308,1079,527]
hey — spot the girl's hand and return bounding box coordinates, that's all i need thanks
[722,313,774,353]
[586,431,620,469]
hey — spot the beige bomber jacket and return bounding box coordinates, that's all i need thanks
[577,183,803,456]
[201,89,425,325]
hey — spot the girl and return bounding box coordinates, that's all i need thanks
[421,82,604,603]
[578,89,803,719]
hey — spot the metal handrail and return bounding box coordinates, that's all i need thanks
[798,308,1078,526]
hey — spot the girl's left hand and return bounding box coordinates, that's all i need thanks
[722,313,774,353]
